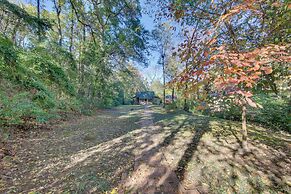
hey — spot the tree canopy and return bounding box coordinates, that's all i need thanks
[0,0,148,126]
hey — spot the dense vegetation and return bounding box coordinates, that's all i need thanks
[0,0,148,131]
[147,0,290,140]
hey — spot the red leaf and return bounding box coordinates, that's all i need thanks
[261,67,273,74]
[265,68,273,74]
[203,51,208,57]
[253,64,260,71]
[246,97,257,108]
[224,68,232,74]
[236,90,253,97]
[246,83,252,88]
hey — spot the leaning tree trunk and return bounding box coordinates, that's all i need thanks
[241,103,249,152]
[53,0,63,46]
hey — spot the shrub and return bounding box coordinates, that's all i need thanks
[211,94,290,132]
[0,92,51,126]
[251,94,290,131]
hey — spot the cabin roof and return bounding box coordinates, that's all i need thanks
[134,91,155,100]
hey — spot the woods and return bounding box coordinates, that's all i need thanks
[0,0,148,128]
[148,0,291,149]
[0,0,290,193]
[1,0,289,136]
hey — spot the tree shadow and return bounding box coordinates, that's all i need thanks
[0,105,147,193]
[116,108,196,193]
[3,105,289,193]
[174,116,210,182]
[197,120,291,193]
[120,111,211,193]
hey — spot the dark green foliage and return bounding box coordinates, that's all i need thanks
[251,94,290,132]
[0,0,51,34]
[0,92,50,126]
[0,36,76,95]
[212,94,290,132]
[0,35,17,65]
[0,35,79,127]
[0,0,147,130]
[21,46,76,96]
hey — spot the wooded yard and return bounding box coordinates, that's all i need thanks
[1,105,290,193]
[1,0,290,193]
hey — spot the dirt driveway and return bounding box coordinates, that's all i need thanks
[1,106,144,193]
[1,105,290,193]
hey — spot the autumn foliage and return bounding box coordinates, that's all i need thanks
[164,0,291,148]
[169,0,290,106]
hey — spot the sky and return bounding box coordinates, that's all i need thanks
[139,0,163,84]
[19,0,165,84]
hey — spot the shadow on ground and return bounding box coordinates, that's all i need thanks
[1,105,145,193]
[1,105,290,193]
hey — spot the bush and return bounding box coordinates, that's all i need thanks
[0,92,51,126]
[211,94,290,132]
[165,101,178,110]
[251,94,290,131]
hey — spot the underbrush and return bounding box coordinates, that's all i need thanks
[210,94,290,132]
[0,36,79,135]
[165,93,290,132]
[0,35,139,135]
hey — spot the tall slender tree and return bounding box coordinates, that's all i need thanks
[36,0,40,41]
[52,0,63,46]
[152,24,172,108]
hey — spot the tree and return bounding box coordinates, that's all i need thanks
[167,0,291,151]
[165,55,180,102]
[0,0,148,127]
[36,0,41,41]
[52,0,64,46]
[150,79,164,98]
[117,64,148,104]
[152,23,173,108]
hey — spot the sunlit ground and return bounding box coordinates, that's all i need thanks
[153,107,290,193]
[0,105,290,193]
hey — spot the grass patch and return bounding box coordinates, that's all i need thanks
[150,106,291,194]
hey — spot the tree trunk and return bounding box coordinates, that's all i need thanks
[53,0,63,46]
[81,25,86,84]
[241,103,249,151]
[162,53,166,108]
[69,8,74,53]
[184,98,189,111]
[171,87,175,102]
[57,13,62,46]
[37,0,41,41]
[184,62,189,111]
[123,91,125,105]
[78,25,86,96]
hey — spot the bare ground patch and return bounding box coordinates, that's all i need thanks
[0,105,144,193]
